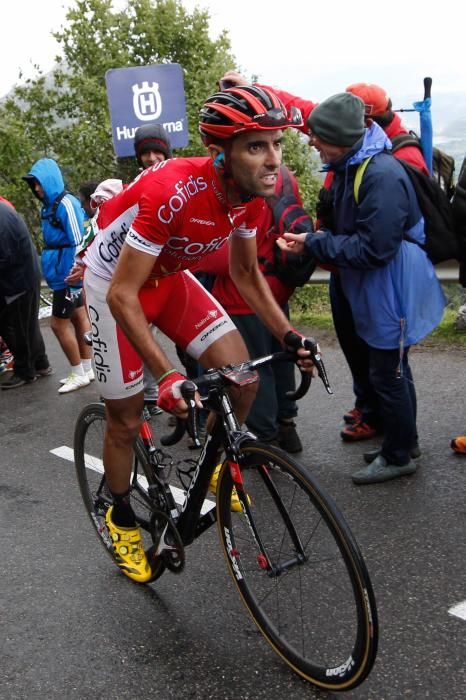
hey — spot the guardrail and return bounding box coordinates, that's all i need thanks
[308,260,460,283]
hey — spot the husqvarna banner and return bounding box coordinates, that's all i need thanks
[105,63,188,157]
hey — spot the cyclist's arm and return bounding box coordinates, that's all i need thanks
[229,233,292,341]
[106,242,173,381]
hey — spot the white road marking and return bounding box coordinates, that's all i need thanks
[50,445,215,515]
[448,601,466,621]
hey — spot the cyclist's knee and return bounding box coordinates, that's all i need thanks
[106,400,142,446]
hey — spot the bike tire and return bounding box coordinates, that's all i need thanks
[73,402,166,582]
[216,442,378,691]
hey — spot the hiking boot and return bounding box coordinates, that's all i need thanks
[352,454,417,485]
[450,435,466,454]
[277,420,303,453]
[105,506,152,583]
[36,366,53,377]
[58,373,90,394]
[209,464,251,513]
[363,444,421,463]
[1,373,37,390]
[59,368,94,384]
[341,420,378,442]
[343,407,362,425]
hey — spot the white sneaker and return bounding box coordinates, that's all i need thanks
[60,368,95,384]
[58,373,91,394]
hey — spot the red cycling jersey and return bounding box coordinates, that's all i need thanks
[83,157,265,283]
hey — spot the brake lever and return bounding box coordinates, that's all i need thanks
[180,380,202,449]
[304,338,333,394]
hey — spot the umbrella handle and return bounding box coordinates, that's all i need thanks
[423,77,432,100]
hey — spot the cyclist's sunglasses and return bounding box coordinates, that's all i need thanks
[252,106,302,127]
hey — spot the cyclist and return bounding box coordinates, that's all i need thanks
[82,85,315,583]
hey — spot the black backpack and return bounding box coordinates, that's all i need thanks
[354,156,461,265]
[390,132,456,199]
[259,166,316,288]
[452,155,466,285]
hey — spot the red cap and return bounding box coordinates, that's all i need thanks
[346,83,390,116]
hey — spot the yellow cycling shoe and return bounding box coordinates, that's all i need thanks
[105,506,152,583]
[209,463,251,513]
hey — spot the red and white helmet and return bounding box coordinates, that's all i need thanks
[199,85,303,142]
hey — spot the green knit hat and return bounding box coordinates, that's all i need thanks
[307,93,365,146]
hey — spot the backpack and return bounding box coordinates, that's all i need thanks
[452,155,466,285]
[390,132,456,199]
[41,190,68,229]
[259,166,316,288]
[354,156,461,265]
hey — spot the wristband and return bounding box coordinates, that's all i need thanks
[156,368,178,385]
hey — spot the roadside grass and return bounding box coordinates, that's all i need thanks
[290,283,466,346]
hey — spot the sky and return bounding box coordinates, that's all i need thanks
[2,0,465,123]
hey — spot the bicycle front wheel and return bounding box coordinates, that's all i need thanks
[74,402,165,581]
[216,442,378,691]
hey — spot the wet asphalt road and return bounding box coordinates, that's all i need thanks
[1,320,465,700]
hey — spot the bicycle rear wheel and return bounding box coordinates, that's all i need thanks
[74,402,165,581]
[216,442,378,691]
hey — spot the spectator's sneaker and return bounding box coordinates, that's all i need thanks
[364,444,421,463]
[352,455,417,485]
[343,407,363,425]
[105,506,152,583]
[59,368,94,384]
[36,366,53,377]
[58,373,90,394]
[209,464,251,513]
[1,373,37,390]
[144,399,163,416]
[341,420,378,442]
[277,420,303,453]
[450,435,466,454]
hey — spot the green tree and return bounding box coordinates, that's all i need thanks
[0,0,320,244]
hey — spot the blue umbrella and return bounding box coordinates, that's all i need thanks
[396,77,434,175]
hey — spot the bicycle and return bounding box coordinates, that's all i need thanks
[74,340,378,691]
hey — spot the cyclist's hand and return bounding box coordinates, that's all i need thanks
[218,70,250,89]
[157,370,203,418]
[283,329,317,376]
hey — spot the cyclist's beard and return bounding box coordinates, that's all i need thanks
[220,146,257,204]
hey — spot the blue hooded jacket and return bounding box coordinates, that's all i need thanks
[25,159,84,291]
[305,123,446,349]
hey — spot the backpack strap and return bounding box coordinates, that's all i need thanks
[41,190,67,229]
[390,133,423,155]
[353,157,373,204]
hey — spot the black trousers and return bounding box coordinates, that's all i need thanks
[0,285,49,380]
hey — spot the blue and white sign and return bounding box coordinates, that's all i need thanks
[105,63,188,157]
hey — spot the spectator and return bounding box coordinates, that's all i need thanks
[23,158,93,394]
[196,164,314,452]
[334,83,429,439]
[0,199,52,389]
[278,92,446,484]
[134,123,172,169]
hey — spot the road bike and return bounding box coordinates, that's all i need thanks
[74,341,378,691]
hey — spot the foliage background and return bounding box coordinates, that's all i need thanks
[0,0,320,248]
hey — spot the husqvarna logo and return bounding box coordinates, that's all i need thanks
[132,81,162,121]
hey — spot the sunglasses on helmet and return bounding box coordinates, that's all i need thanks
[252,106,303,128]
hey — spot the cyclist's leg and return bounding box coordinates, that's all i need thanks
[150,271,256,424]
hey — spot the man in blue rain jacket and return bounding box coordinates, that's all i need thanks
[278,93,446,484]
[23,158,93,394]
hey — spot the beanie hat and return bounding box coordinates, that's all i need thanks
[134,124,172,165]
[307,93,365,147]
[346,83,390,116]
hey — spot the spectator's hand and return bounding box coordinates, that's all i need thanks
[65,261,85,285]
[218,70,250,89]
[276,232,309,255]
